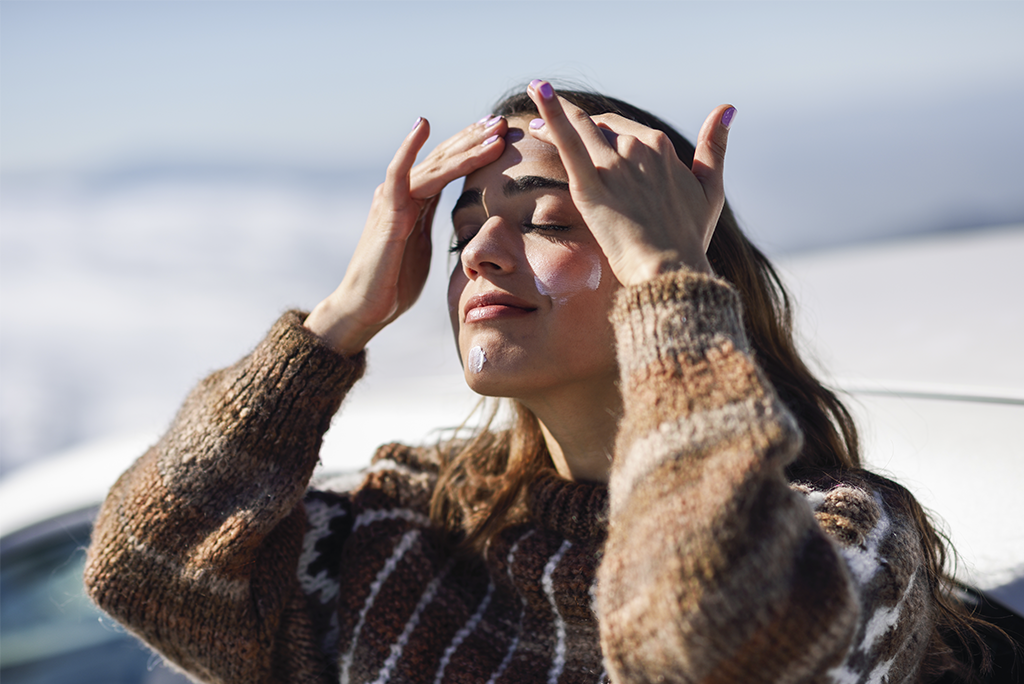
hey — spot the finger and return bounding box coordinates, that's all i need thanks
[409,117,508,199]
[591,113,677,158]
[526,81,612,186]
[383,117,433,203]
[422,114,505,159]
[691,104,735,211]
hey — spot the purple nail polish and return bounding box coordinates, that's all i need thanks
[477,114,491,124]
[538,82,554,100]
[721,107,736,129]
[412,116,423,131]
[485,115,502,128]
[482,134,500,146]
[529,118,545,130]
[529,79,543,90]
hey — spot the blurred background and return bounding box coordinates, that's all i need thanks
[2,0,1023,473]
[3,5,1024,676]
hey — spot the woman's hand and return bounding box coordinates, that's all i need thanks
[305,115,508,355]
[525,80,734,286]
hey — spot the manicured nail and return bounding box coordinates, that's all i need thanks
[477,114,492,124]
[485,115,502,128]
[538,82,554,100]
[412,116,423,131]
[482,134,500,146]
[529,79,544,90]
[721,107,736,129]
[529,118,545,130]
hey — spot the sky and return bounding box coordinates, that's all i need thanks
[4,1,1023,250]
[2,1,1022,166]
[2,0,1024,473]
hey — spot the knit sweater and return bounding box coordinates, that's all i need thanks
[84,270,935,684]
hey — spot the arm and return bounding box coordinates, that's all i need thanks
[85,115,511,683]
[85,313,364,683]
[524,82,932,682]
[600,272,930,682]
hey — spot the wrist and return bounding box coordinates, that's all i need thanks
[303,301,378,357]
[618,251,712,286]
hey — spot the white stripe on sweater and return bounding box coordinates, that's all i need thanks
[862,567,918,650]
[544,540,573,684]
[827,546,919,684]
[298,497,345,602]
[433,580,496,684]
[315,459,432,494]
[340,529,420,684]
[485,530,536,684]
[837,492,891,586]
[353,507,432,531]
[371,559,456,684]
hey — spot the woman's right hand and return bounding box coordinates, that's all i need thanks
[305,115,508,356]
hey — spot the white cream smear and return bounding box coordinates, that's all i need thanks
[468,345,487,374]
[529,248,602,305]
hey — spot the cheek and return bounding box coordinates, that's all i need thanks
[448,268,467,337]
[525,240,603,305]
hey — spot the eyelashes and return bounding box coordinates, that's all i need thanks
[449,232,476,254]
[449,223,571,254]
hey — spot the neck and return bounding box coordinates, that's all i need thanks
[521,379,621,483]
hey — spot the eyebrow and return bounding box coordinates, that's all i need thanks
[451,175,570,223]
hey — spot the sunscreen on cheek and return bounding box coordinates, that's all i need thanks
[528,244,602,305]
[468,346,487,374]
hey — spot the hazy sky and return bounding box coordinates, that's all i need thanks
[4,1,1023,172]
[2,1,1023,473]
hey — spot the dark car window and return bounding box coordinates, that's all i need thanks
[1,508,191,684]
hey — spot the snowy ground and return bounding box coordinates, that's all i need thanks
[778,227,1024,607]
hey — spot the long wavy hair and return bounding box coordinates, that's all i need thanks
[429,88,998,681]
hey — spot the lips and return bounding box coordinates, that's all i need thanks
[463,292,537,323]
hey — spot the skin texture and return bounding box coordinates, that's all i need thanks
[305,82,733,482]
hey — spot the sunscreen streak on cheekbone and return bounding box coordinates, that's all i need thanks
[528,247,602,306]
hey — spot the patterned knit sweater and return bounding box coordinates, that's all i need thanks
[84,271,935,684]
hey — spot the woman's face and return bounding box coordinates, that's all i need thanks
[447,119,620,403]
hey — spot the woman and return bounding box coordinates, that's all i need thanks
[85,81,985,683]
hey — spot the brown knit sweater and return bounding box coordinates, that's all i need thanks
[84,271,934,684]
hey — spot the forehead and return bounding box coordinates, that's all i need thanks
[461,121,566,191]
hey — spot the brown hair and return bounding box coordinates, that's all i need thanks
[430,88,998,680]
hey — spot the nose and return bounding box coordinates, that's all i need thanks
[460,216,518,279]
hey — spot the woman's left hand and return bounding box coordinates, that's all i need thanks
[525,80,735,286]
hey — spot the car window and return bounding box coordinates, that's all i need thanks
[1,509,191,684]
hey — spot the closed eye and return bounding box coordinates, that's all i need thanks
[523,222,571,234]
[449,230,478,254]
[450,223,571,254]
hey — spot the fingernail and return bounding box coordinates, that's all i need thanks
[538,82,554,100]
[721,107,736,129]
[529,79,544,90]
[482,134,500,146]
[477,114,492,124]
[412,116,423,131]
[529,118,545,130]
[485,115,502,128]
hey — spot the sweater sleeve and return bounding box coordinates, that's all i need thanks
[84,311,366,684]
[597,271,932,684]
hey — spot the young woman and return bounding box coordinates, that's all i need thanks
[85,81,985,683]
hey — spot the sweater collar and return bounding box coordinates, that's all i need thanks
[527,469,608,544]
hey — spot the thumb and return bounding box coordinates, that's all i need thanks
[691,105,735,211]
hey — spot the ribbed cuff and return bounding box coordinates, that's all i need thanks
[611,270,748,380]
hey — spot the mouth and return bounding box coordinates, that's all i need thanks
[463,292,538,323]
